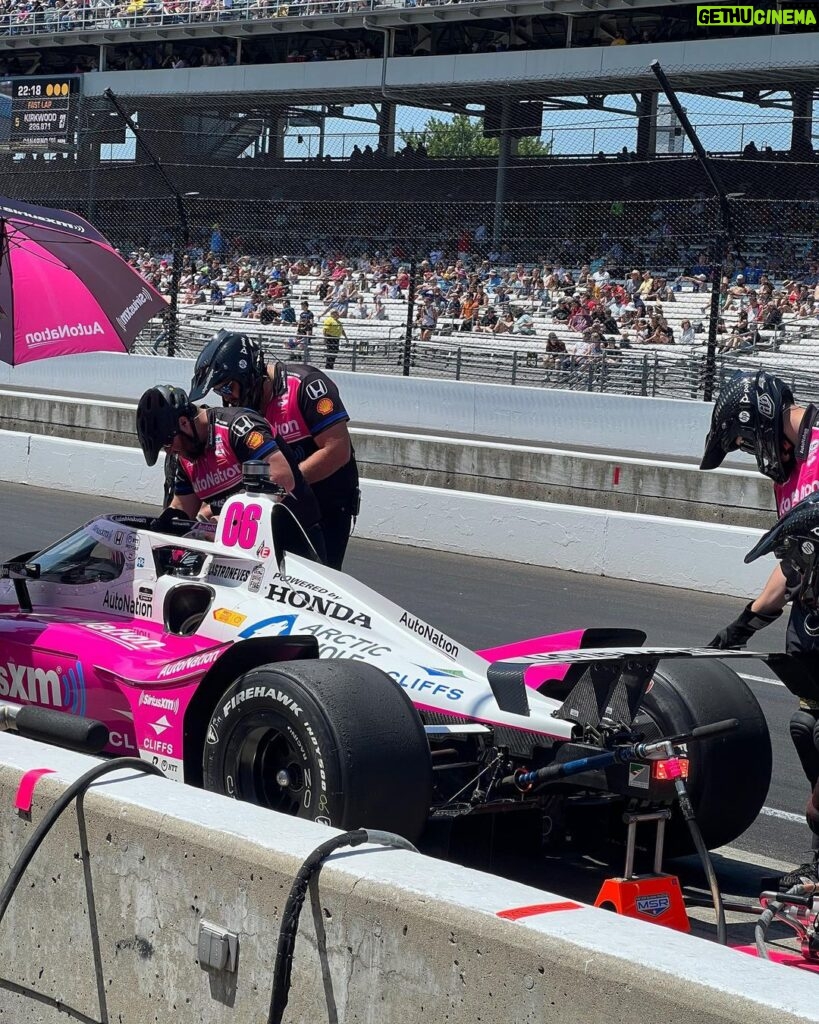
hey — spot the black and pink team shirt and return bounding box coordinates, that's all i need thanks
[173,406,278,511]
[775,425,819,518]
[262,364,359,510]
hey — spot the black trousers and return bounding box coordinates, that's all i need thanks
[785,604,819,838]
[324,335,340,370]
[322,504,354,570]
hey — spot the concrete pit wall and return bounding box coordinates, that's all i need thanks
[0,739,817,1024]
[0,390,775,528]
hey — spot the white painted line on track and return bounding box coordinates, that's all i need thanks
[759,806,804,824]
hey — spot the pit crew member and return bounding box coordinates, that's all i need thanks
[189,330,359,569]
[136,384,325,558]
[700,368,819,886]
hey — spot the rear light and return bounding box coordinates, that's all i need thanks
[651,757,689,781]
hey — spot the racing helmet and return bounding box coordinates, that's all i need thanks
[136,385,193,467]
[189,329,267,408]
[745,491,819,607]
[700,370,794,483]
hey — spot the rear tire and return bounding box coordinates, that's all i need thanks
[203,659,432,842]
[637,657,772,854]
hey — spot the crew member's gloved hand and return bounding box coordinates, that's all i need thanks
[149,506,188,533]
[707,602,782,649]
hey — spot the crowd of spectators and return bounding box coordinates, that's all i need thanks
[125,227,819,371]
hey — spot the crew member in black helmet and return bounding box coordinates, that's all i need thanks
[136,384,325,558]
[746,495,819,887]
[700,368,819,887]
[189,329,359,570]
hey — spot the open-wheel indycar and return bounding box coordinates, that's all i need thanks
[0,463,771,853]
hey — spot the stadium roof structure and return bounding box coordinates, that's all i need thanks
[75,34,819,108]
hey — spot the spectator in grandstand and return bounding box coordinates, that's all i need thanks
[280,299,296,324]
[460,291,480,331]
[543,332,568,371]
[721,312,757,353]
[679,319,696,345]
[551,297,571,323]
[646,314,675,345]
[322,308,347,370]
[370,296,388,321]
[624,269,642,298]
[638,271,655,299]
[490,308,516,335]
[477,306,499,332]
[652,277,676,304]
[416,297,438,342]
[743,259,765,285]
[512,310,536,336]
[567,300,591,333]
[295,302,314,343]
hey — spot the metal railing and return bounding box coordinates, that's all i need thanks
[135,319,819,401]
[0,0,499,36]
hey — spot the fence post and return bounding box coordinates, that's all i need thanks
[351,338,357,372]
[652,351,659,397]
[456,347,462,381]
[586,361,594,391]
[640,355,649,396]
[511,349,518,385]
[402,257,417,377]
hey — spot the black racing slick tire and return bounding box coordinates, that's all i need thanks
[637,656,772,854]
[202,660,432,842]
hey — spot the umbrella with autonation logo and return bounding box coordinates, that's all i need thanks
[0,196,167,365]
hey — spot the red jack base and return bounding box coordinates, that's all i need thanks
[595,873,691,933]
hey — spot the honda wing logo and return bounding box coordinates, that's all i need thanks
[305,380,328,400]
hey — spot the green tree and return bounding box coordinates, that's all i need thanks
[399,114,551,158]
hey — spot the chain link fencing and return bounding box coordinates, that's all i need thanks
[2,80,818,398]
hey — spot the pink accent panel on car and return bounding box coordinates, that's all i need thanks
[0,613,230,760]
[476,629,587,689]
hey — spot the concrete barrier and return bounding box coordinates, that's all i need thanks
[0,352,751,462]
[0,390,774,527]
[0,429,770,596]
[0,736,816,1024]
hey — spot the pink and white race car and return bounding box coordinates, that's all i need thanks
[0,467,771,851]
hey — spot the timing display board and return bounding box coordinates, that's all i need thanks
[9,76,81,146]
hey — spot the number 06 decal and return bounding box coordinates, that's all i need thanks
[221,502,262,549]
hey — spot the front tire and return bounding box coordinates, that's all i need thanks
[203,659,432,841]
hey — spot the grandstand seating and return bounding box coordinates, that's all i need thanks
[141,263,819,399]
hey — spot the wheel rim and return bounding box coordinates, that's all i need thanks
[233,722,308,815]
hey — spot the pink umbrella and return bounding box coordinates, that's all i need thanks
[0,197,168,365]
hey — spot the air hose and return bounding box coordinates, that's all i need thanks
[673,777,727,945]
[755,884,816,959]
[267,827,418,1024]
[0,757,164,928]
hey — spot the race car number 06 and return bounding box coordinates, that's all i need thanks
[222,501,261,550]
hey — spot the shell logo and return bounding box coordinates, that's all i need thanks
[213,608,247,628]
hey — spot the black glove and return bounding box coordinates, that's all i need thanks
[707,602,782,649]
[149,507,188,533]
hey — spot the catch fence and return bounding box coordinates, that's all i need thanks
[1,82,817,399]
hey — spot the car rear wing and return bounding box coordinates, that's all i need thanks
[487,647,771,729]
